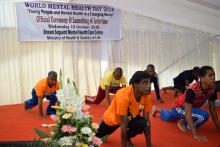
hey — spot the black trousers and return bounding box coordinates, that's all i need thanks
[173,80,186,93]
[96,115,148,140]
[151,76,162,100]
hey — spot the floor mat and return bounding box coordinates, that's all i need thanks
[0,91,219,147]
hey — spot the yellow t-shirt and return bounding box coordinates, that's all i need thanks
[103,85,152,126]
[34,78,59,97]
[100,70,127,90]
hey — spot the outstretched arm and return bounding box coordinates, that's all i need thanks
[120,115,129,147]
[105,86,110,106]
[143,111,152,147]
[185,103,207,141]
[38,96,44,117]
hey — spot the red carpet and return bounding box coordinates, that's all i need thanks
[0,91,219,147]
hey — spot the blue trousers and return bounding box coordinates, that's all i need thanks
[25,89,57,115]
[160,107,209,128]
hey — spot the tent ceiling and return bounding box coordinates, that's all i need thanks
[68,0,220,35]
[187,0,220,11]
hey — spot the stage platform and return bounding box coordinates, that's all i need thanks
[0,91,219,147]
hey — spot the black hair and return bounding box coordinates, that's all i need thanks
[129,71,150,84]
[48,71,57,77]
[147,64,155,70]
[114,67,123,74]
[198,66,213,77]
[192,66,200,74]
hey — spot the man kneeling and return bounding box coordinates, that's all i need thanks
[152,66,220,142]
[96,71,153,147]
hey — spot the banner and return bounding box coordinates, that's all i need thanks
[16,1,122,41]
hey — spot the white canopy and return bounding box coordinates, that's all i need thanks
[68,0,220,35]
[1,0,220,34]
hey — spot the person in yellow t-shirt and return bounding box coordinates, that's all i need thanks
[96,71,153,147]
[24,71,59,118]
[85,67,127,106]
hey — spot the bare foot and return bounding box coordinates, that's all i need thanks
[152,105,160,117]
[177,119,189,132]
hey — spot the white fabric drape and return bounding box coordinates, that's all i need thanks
[212,37,220,80]
[0,28,101,105]
[105,12,217,87]
[0,0,219,105]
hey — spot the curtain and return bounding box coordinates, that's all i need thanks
[212,37,220,80]
[0,0,219,105]
[104,12,216,87]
